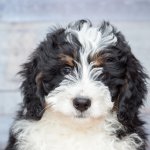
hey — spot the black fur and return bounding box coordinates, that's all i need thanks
[5,20,148,150]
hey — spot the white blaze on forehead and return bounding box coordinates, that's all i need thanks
[77,51,103,82]
[65,21,118,82]
[74,23,101,50]
[66,21,117,55]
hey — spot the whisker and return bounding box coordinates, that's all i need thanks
[40,103,54,114]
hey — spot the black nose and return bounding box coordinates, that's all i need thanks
[73,97,91,112]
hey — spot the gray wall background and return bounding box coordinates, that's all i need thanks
[0,0,150,149]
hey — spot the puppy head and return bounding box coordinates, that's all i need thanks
[20,20,148,125]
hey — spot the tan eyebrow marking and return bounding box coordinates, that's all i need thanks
[59,54,74,67]
[90,54,104,67]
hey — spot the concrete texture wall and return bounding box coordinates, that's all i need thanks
[0,0,150,149]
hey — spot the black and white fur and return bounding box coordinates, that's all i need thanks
[5,20,148,150]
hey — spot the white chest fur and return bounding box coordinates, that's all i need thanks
[12,110,143,150]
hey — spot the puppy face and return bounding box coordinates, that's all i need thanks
[43,21,117,119]
[22,20,147,124]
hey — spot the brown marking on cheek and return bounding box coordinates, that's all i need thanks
[112,95,120,112]
[36,72,43,86]
[35,72,46,108]
[90,54,104,67]
[59,54,74,66]
[112,79,128,112]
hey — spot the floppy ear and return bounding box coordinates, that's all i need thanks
[20,53,46,120]
[19,29,66,120]
[117,51,148,126]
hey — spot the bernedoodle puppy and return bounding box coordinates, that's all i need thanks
[5,19,148,150]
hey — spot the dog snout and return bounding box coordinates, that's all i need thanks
[73,97,91,112]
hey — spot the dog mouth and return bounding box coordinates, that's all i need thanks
[74,111,89,119]
[76,114,85,118]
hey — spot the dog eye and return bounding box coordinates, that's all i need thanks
[61,66,72,75]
